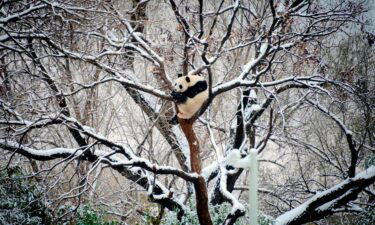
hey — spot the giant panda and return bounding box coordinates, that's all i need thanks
[171,73,208,121]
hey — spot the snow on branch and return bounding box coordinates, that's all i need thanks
[0,137,198,183]
[219,166,246,225]
[42,40,172,100]
[0,139,192,214]
[0,140,84,161]
[113,157,199,182]
[212,74,327,98]
[306,99,357,177]
[73,75,171,100]
[121,20,164,67]
[0,110,195,182]
[306,100,353,137]
[0,2,47,24]
[275,166,375,225]
[0,113,67,135]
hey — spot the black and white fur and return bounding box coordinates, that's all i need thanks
[171,73,208,121]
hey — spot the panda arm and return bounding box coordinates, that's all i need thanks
[172,91,188,103]
[185,81,208,98]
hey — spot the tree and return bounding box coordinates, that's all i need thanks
[0,0,374,224]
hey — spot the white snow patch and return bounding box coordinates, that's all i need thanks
[245,104,262,119]
[260,42,268,55]
[356,166,375,179]
[250,89,257,99]
[232,155,252,168]
[225,149,258,169]
[249,104,262,112]
[224,149,242,166]
[202,162,219,180]
[219,166,246,215]
[275,203,309,225]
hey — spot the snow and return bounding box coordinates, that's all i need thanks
[0,134,188,217]
[152,193,170,200]
[203,148,259,180]
[219,166,246,215]
[275,202,309,225]
[308,100,354,136]
[275,43,295,51]
[316,190,357,212]
[238,40,269,80]
[212,78,242,93]
[201,162,219,180]
[317,199,336,212]
[232,155,252,168]
[82,125,96,134]
[245,104,262,119]
[356,166,375,179]
[345,203,363,212]
[250,104,262,112]
[1,136,182,178]
[276,2,287,13]
[106,30,120,43]
[260,42,268,55]
[123,20,164,66]
[250,89,257,99]
[274,166,375,225]
[0,140,76,157]
[115,76,169,98]
[224,149,242,166]
[0,3,46,23]
[102,156,180,201]
[224,149,258,169]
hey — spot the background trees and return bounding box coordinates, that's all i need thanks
[0,0,374,224]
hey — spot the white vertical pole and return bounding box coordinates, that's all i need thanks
[248,149,258,225]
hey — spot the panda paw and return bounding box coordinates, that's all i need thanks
[169,115,179,125]
[171,91,187,103]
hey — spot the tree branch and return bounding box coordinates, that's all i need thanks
[275,166,375,225]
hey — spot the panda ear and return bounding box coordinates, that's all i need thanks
[185,76,190,83]
[177,73,183,78]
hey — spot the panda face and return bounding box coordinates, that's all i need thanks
[174,76,191,93]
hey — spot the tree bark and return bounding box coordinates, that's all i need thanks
[179,119,213,225]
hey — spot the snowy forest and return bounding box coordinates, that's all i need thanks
[0,0,374,224]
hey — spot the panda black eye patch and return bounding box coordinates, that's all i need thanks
[179,85,183,89]
[185,77,190,82]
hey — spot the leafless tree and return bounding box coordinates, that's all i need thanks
[0,0,374,224]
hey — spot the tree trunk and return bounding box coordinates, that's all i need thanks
[179,119,213,225]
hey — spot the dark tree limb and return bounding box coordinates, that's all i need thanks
[178,118,213,225]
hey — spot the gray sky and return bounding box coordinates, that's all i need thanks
[367,0,375,32]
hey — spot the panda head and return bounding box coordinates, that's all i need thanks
[173,74,204,93]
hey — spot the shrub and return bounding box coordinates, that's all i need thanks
[74,204,120,225]
[0,167,52,225]
[158,199,274,225]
